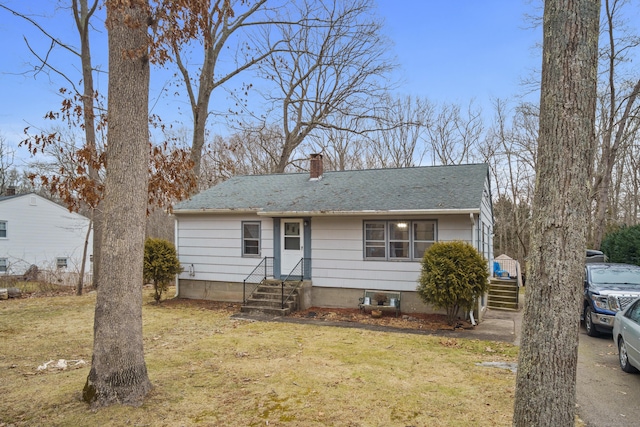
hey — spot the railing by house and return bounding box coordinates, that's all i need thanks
[243,257,274,304]
[280,258,310,309]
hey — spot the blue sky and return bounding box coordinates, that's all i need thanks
[0,1,542,164]
[377,1,541,103]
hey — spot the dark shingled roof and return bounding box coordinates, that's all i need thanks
[174,163,489,214]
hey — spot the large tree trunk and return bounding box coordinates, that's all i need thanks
[83,0,152,407]
[513,1,600,426]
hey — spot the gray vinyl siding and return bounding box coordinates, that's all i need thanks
[310,215,475,291]
[176,214,273,283]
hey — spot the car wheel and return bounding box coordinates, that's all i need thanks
[584,306,599,337]
[618,337,638,373]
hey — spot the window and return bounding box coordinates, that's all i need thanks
[0,258,7,272]
[283,221,300,250]
[242,222,261,256]
[389,222,410,259]
[56,257,68,269]
[413,221,436,259]
[364,222,386,258]
[364,220,437,261]
[0,221,6,238]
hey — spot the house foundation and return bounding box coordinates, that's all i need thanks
[176,278,465,317]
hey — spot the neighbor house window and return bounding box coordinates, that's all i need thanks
[0,221,6,238]
[364,220,437,261]
[56,257,68,269]
[242,221,261,256]
[0,258,7,272]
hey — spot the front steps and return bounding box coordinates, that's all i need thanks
[488,278,520,311]
[241,280,301,316]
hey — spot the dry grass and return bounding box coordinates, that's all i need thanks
[0,287,519,427]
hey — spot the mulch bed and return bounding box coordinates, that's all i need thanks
[159,298,467,331]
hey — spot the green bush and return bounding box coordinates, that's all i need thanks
[601,225,640,266]
[143,238,183,303]
[417,241,489,325]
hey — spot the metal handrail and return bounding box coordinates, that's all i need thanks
[280,258,309,309]
[243,257,274,303]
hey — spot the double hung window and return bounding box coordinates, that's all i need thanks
[242,222,261,256]
[0,221,6,238]
[0,258,7,272]
[364,220,436,261]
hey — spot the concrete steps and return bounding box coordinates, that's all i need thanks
[241,280,301,316]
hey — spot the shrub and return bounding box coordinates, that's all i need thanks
[601,225,640,266]
[143,238,183,303]
[417,241,489,325]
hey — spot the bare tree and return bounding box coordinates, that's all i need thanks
[367,95,431,168]
[154,0,278,181]
[591,0,640,248]
[255,0,394,172]
[199,125,283,185]
[2,1,104,291]
[424,100,483,165]
[83,0,152,407]
[513,1,600,426]
[0,135,19,195]
[480,99,537,263]
[308,113,370,171]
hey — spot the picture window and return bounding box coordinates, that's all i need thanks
[364,220,437,261]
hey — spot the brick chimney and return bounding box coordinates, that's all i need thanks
[309,153,323,180]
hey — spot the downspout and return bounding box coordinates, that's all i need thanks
[469,212,482,326]
[174,216,179,297]
[469,212,477,250]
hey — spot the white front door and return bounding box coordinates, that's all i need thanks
[281,219,304,274]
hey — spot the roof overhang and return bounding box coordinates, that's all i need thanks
[260,208,480,217]
[173,208,260,215]
[173,208,480,217]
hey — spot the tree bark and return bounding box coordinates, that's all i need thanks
[513,1,600,425]
[83,0,152,407]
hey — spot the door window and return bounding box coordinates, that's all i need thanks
[284,222,300,250]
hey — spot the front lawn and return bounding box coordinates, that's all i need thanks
[0,287,518,426]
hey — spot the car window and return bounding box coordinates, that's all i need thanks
[590,267,640,286]
[626,301,640,324]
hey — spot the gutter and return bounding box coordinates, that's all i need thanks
[173,208,481,217]
[173,208,260,215]
[257,208,481,217]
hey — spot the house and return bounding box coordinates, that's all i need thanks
[0,193,93,284]
[173,155,494,315]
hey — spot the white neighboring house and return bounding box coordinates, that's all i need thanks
[173,156,495,316]
[0,193,93,284]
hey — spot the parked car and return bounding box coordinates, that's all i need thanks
[586,249,606,263]
[583,263,640,337]
[613,298,640,373]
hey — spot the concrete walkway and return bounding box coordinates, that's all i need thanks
[471,308,523,345]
